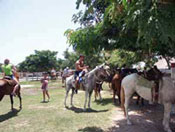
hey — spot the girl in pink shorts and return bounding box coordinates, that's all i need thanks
[41,73,50,102]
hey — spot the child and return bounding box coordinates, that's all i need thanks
[41,73,50,102]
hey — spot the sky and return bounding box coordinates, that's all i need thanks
[0,0,82,65]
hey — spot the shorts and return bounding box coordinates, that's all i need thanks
[4,75,14,80]
[74,71,81,80]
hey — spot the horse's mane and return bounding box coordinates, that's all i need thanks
[85,66,98,77]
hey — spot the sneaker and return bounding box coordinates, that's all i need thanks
[79,77,83,83]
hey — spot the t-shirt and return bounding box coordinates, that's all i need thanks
[1,64,13,76]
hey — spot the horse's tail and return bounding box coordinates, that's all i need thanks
[120,85,126,116]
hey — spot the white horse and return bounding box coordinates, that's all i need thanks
[121,67,175,132]
[64,64,110,110]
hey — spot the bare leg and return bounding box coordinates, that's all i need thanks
[12,78,19,96]
[163,103,172,132]
[46,90,50,101]
[43,91,46,102]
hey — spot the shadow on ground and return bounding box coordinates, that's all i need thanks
[107,102,175,132]
[0,108,21,123]
[94,98,115,106]
[66,106,108,113]
[78,126,104,132]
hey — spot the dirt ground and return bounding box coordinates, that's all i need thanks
[107,100,175,132]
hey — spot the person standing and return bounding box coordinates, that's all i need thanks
[41,73,50,102]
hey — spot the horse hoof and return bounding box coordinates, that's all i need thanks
[70,105,74,108]
[88,107,91,110]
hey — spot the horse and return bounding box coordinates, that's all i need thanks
[94,81,103,101]
[121,67,175,132]
[0,78,22,110]
[111,68,138,104]
[64,64,111,110]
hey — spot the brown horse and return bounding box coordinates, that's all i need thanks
[111,68,139,104]
[0,77,22,110]
[111,72,122,104]
[94,81,103,101]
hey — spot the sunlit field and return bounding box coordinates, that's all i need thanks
[0,80,116,132]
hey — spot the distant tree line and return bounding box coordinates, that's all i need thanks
[17,49,104,72]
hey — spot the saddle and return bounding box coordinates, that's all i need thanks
[3,77,16,86]
[137,73,159,103]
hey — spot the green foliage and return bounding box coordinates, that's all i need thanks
[107,49,141,68]
[66,0,175,67]
[18,50,58,72]
[61,49,79,69]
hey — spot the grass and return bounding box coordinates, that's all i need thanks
[0,80,116,132]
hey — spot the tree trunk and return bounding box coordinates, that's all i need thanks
[163,56,171,69]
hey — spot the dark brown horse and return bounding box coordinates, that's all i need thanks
[0,78,22,110]
[111,68,139,104]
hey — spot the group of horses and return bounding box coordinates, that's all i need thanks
[0,63,175,132]
[64,64,175,132]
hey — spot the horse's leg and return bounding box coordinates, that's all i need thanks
[70,88,75,107]
[125,94,132,125]
[88,91,93,109]
[99,89,102,101]
[112,83,116,104]
[94,88,97,101]
[136,95,140,105]
[84,90,89,111]
[10,95,14,110]
[163,103,172,132]
[64,86,70,108]
[117,84,121,104]
[0,94,4,101]
[122,86,134,125]
[17,92,22,109]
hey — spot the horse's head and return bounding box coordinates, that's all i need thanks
[95,64,111,82]
[145,66,163,81]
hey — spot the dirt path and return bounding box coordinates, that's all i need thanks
[108,101,175,132]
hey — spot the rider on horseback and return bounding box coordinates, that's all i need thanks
[1,59,20,96]
[74,55,88,93]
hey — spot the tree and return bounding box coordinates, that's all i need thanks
[18,50,58,72]
[66,0,175,68]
